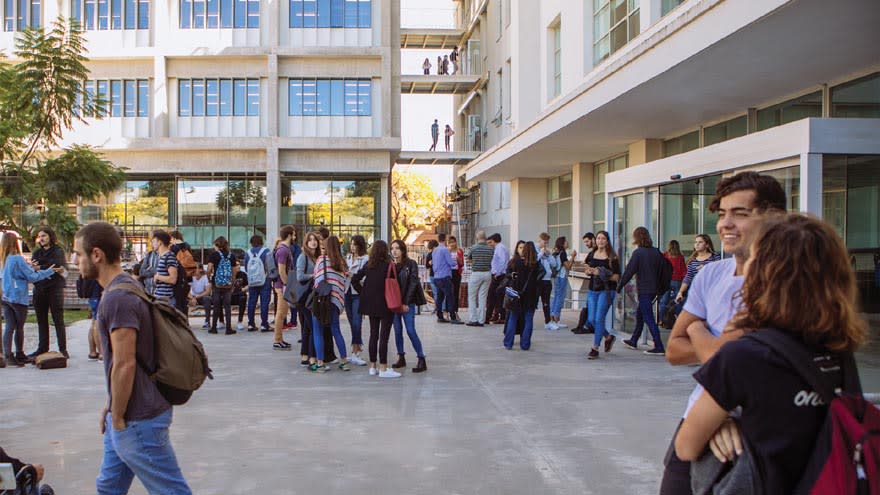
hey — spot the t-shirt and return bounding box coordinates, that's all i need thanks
[98,273,170,421]
[189,275,210,297]
[555,250,569,278]
[274,244,293,289]
[586,253,620,291]
[695,337,840,493]
[208,250,238,286]
[681,257,742,417]
[154,251,179,300]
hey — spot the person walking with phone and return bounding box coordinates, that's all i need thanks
[390,240,428,373]
[503,241,542,351]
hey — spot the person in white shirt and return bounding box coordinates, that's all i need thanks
[188,266,212,330]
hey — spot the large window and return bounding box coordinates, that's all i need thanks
[550,22,561,99]
[593,0,639,65]
[662,130,699,157]
[703,116,747,147]
[179,0,257,28]
[3,0,40,31]
[593,155,627,233]
[79,79,149,118]
[179,78,259,117]
[661,0,682,16]
[72,0,145,29]
[288,78,371,116]
[547,173,573,243]
[289,0,371,28]
[281,176,380,242]
[831,72,880,118]
[756,90,822,131]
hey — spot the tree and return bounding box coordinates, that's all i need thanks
[215,180,266,210]
[391,169,447,241]
[0,19,126,248]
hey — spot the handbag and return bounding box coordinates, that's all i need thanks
[385,262,407,313]
[310,258,334,325]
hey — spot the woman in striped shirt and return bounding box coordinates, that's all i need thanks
[673,234,721,313]
[310,235,350,373]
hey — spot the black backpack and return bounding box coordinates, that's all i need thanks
[656,248,673,296]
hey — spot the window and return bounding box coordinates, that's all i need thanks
[178,80,191,116]
[592,155,627,232]
[281,176,381,243]
[756,91,822,131]
[83,79,149,118]
[548,174,573,244]
[288,78,372,116]
[178,78,258,117]
[831,72,880,118]
[124,80,136,116]
[663,130,699,157]
[137,80,149,117]
[661,0,682,16]
[593,0,639,65]
[703,116,747,146]
[73,0,146,29]
[180,0,256,28]
[4,0,38,30]
[550,22,562,99]
[289,0,370,28]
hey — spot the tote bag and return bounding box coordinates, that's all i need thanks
[385,263,407,313]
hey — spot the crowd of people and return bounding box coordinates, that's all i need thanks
[421,46,461,75]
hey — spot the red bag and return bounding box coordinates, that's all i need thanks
[385,263,407,313]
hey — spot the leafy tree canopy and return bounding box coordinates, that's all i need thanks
[391,170,447,241]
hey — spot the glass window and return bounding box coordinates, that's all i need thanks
[763,166,800,212]
[29,0,37,27]
[84,0,95,28]
[97,0,108,28]
[330,79,344,116]
[233,79,246,115]
[246,79,259,116]
[110,0,121,28]
[84,80,96,117]
[593,0,638,65]
[301,79,316,116]
[97,80,109,116]
[192,0,205,27]
[124,80,136,116]
[177,178,226,226]
[206,0,218,27]
[137,0,147,28]
[137,80,149,117]
[219,79,232,116]
[233,0,244,26]
[661,0,682,16]
[71,0,82,24]
[289,0,302,27]
[246,0,257,27]
[5,0,14,31]
[180,0,191,27]
[289,79,302,116]
[15,0,24,30]
[330,0,342,26]
[663,130,699,157]
[282,177,380,241]
[343,0,356,27]
[756,90,822,131]
[178,79,191,116]
[192,79,205,116]
[123,0,134,27]
[220,0,231,26]
[315,79,330,116]
[831,72,880,118]
[316,0,328,27]
[552,24,561,98]
[357,0,369,27]
[704,116,747,146]
[302,0,316,27]
[205,79,219,116]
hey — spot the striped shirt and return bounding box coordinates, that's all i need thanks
[682,253,722,286]
[154,251,179,300]
[313,255,347,312]
[467,242,494,272]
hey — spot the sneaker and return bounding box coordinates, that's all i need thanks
[604,335,617,353]
[622,339,638,350]
[644,348,665,356]
[208,328,218,334]
[436,317,449,323]
[260,326,273,333]
[225,329,237,335]
[349,354,368,366]
[449,319,464,325]
[237,322,244,331]
[587,348,600,360]
[300,359,311,366]
[368,367,379,376]
[379,369,401,378]
[202,322,210,329]
[555,322,568,329]
[273,342,291,351]
[465,322,484,327]
[247,324,258,332]
[571,327,589,334]
[338,362,351,371]
[88,353,100,361]
[309,364,327,373]
[545,322,558,331]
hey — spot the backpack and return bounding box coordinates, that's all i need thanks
[108,280,213,405]
[214,252,233,288]
[76,275,96,299]
[308,258,334,325]
[265,247,279,282]
[246,247,269,287]
[656,248,673,296]
[175,246,198,278]
[748,329,880,495]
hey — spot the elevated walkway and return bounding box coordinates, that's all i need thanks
[400,28,465,49]
[396,151,481,165]
[400,74,482,94]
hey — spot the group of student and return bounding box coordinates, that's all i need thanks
[421,46,460,75]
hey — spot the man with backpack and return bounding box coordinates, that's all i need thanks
[244,235,276,332]
[617,226,668,356]
[170,231,197,317]
[73,222,192,495]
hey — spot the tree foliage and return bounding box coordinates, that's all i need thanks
[391,170,446,241]
[0,18,125,248]
[216,180,267,210]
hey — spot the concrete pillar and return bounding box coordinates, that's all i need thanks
[639,0,662,34]
[381,172,391,240]
[627,139,663,166]
[152,55,168,138]
[267,54,278,137]
[266,0,279,47]
[800,152,823,215]
[265,147,280,243]
[510,178,547,244]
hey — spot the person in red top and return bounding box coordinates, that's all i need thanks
[448,236,465,322]
[660,240,687,320]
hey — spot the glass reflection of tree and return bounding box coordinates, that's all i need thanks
[216,180,267,210]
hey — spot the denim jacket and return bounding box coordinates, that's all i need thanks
[1,255,56,306]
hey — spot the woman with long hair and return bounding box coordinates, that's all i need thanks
[659,239,687,319]
[309,235,350,373]
[297,230,321,365]
[207,236,238,335]
[30,226,68,358]
[585,231,621,359]
[675,214,867,493]
[448,235,464,321]
[503,241,542,351]
[390,240,428,373]
[674,234,720,312]
[344,235,369,366]
[618,227,666,355]
[1,233,60,367]
[351,240,400,378]
[549,236,574,329]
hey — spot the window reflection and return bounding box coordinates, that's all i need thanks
[282,176,380,242]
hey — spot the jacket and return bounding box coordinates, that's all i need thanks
[618,246,665,296]
[506,258,542,311]
[139,250,159,295]
[31,245,66,289]
[396,258,427,306]
[351,261,392,318]
[2,255,56,306]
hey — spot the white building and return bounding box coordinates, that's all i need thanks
[450,0,880,323]
[1,0,401,254]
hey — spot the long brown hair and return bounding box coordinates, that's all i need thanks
[0,232,21,265]
[728,213,867,352]
[303,231,321,262]
[632,227,653,248]
[515,241,537,269]
[688,234,716,263]
[594,230,619,264]
[666,240,682,258]
[367,240,390,268]
[323,235,348,272]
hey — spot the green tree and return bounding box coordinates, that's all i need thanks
[0,19,126,248]
[391,170,446,241]
[215,180,267,210]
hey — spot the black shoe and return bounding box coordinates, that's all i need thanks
[571,327,589,334]
[260,326,273,332]
[622,339,638,350]
[412,357,427,373]
[247,324,257,332]
[0,356,6,368]
[26,351,41,362]
[436,317,449,323]
[465,322,484,327]
[587,348,600,360]
[225,329,237,335]
[391,354,407,369]
[15,353,30,365]
[208,328,218,334]
[449,319,464,325]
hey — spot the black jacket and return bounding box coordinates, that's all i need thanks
[618,246,664,296]
[506,258,542,311]
[351,261,392,318]
[32,245,66,289]
[395,258,426,306]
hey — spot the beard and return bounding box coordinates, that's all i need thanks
[80,259,99,279]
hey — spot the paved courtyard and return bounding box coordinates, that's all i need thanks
[4,311,880,494]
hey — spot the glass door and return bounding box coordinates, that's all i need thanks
[612,192,644,332]
[658,175,721,257]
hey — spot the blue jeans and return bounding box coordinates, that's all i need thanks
[503,309,535,350]
[428,276,438,308]
[2,302,27,356]
[247,283,272,328]
[587,290,616,348]
[434,276,454,315]
[344,292,364,346]
[96,409,190,495]
[657,280,682,319]
[312,306,347,361]
[550,276,568,318]
[630,293,664,351]
[393,304,425,358]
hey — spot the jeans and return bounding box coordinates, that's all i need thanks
[312,306,347,362]
[538,280,552,324]
[2,301,27,357]
[434,276,454,316]
[467,271,492,323]
[451,270,461,313]
[393,304,425,358]
[344,293,364,346]
[630,293,665,351]
[587,290,616,348]
[428,276,438,309]
[211,287,232,330]
[503,309,535,350]
[96,409,190,495]
[368,315,393,364]
[247,283,272,328]
[33,282,66,354]
[550,276,568,318]
[298,305,315,358]
[193,296,212,323]
[658,280,682,320]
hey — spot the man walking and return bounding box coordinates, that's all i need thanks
[485,233,509,324]
[432,233,461,324]
[74,222,191,495]
[429,119,439,151]
[244,235,273,332]
[465,230,494,327]
[450,46,459,74]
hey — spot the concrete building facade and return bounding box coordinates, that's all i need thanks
[451,0,880,325]
[1,0,401,253]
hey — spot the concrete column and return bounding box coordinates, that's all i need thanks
[800,152,823,215]
[265,147,280,243]
[45,0,60,24]
[627,139,663,166]
[381,172,391,240]
[639,0,662,34]
[571,162,593,239]
[510,178,547,244]
[266,0,279,47]
[152,55,168,138]
[267,54,278,137]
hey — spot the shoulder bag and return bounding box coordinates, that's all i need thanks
[385,262,407,313]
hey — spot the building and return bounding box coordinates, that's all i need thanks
[1,0,402,255]
[450,0,880,324]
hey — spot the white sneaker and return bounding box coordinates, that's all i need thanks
[218,323,225,330]
[545,322,558,331]
[555,322,568,329]
[237,322,244,331]
[379,369,401,378]
[349,354,368,366]
[368,367,378,376]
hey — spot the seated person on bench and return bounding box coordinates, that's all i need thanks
[0,446,53,495]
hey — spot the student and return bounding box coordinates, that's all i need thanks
[151,231,179,307]
[659,240,687,320]
[448,235,465,321]
[273,226,297,350]
[30,227,68,359]
[535,233,558,330]
[309,235,350,373]
[231,267,248,332]
[390,240,428,373]
[436,55,442,75]
[206,236,238,335]
[617,227,666,355]
[450,46,459,74]
[465,230,494,327]
[549,236,575,330]
[673,234,720,313]
[441,55,449,75]
[74,222,191,495]
[584,231,620,359]
[571,232,597,334]
[138,236,160,295]
[296,231,319,364]
[244,235,274,332]
[674,214,867,494]
[351,241,400,378]
[168,231,194,316]
[485,233,509,324]
[188,266,212,330]
[444,124,455,151]
[344,235,369,365]
[422,57,432,75]
[503,241,542,350]
[424,239,439,312]
[430,119,440,151]
[432,233,461,324]
[660,171,787,495]
[0,446,54,494]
